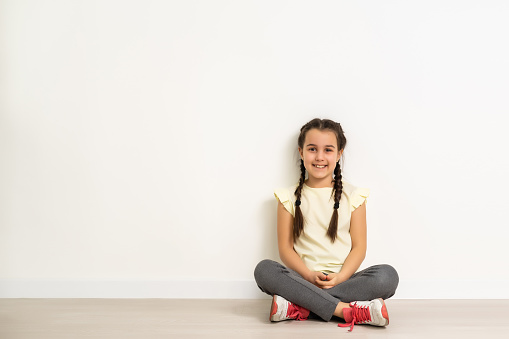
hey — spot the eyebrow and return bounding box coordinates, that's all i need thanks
[306,144,336,148]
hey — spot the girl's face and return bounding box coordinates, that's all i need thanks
[298,128,343,187]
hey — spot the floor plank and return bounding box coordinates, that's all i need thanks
[1,299,508,338]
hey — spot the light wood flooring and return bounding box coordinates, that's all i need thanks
[1,299,508,338]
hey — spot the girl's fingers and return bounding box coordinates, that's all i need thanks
[315,279,333,287]
[313,280,325,289]
[321,282,333,289]
[315,276,338,289]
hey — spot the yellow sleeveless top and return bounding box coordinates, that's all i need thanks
[274,180,369,274]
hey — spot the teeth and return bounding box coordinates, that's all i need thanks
[315,165,326,168]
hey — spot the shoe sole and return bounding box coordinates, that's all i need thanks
[378,298,389,326]
[269,295,278,322]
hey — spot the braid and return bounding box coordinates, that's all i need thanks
[294,118,347,243]
[293,159,306,240]
[327,161,343,242]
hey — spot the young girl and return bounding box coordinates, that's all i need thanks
[254,118,399,332]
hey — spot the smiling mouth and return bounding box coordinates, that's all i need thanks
[313,165,327,169]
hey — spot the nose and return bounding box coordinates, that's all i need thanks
[315,150,325,161]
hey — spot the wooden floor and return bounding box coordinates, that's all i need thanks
[1,299,508,338]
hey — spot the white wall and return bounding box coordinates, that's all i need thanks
[1,0,508,299]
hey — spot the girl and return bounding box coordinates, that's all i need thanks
[254,118,399,332]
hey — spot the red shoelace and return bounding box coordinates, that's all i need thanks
[287,303,310,321]
[338,302,372,332]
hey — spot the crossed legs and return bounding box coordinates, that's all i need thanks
[254,259,399,321]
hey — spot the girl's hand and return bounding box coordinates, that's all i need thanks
[307,271,328,287]
[314,273,346,289]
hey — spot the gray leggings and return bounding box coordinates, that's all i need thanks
[254,259,399,321]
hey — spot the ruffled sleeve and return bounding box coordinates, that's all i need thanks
[351,187,370,210]
[274,187,295,217]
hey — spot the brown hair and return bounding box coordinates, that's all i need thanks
[294,118,347,242]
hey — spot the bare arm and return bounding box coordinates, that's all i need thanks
[337,200,367,280]
[276,200,327,285]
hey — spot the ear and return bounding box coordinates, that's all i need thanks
[337,149,343,162]
[298,147,303,159]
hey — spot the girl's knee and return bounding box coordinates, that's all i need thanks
[375,264,399,297]
[254,259,279,282]
[379,264,398,280]
[254,259,282,295]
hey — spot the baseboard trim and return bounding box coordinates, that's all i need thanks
[0,279,506,299]
[0,280,267,299]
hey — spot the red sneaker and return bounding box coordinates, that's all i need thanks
[339,298,389,331]
[269,295,310,322]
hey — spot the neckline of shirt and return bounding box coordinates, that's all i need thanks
[303,182,334,189]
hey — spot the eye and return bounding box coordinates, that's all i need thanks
[308,147,316,151]
[326,149,333,152]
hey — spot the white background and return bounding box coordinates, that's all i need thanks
[1,0,508,298]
